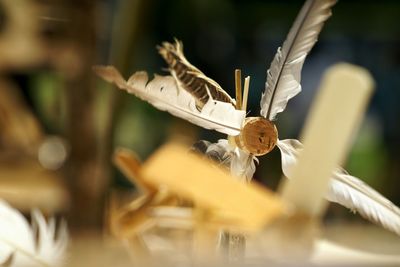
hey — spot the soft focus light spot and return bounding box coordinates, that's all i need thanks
[38,136,68,170]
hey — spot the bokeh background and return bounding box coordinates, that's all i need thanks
[0,0,400,264]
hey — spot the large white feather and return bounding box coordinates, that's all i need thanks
[260,0,337,120]
[0,200,68,267]
[277,139,400,236]
[94,66,245,136]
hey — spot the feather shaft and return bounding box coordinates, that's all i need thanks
[93,66,245,136]
[260,0,337,120]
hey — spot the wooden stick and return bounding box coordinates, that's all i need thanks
[235,69,242,110]
[279,63,374,217]
[231,74,249,261]
[231,74,250,260]
[242,76,250,111]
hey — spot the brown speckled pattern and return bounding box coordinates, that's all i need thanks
[158,41,235,109]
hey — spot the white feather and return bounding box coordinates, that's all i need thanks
[260,0,337,120]
[205,139,257,182]
[277,139,400,236]
[94,66,245,136]
[0,200,68,267]
[328,170,400,236]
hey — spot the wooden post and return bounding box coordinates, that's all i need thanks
[280,63,374,217]
[262,63,375,261]
[63,0,104,228]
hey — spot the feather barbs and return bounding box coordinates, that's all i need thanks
[93,66,246,136]
[158,40,235,108]
[277,139,400,237]
[0,200,68,267]
[260,0,337,120]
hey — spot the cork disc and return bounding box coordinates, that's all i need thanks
[235,117,278,156]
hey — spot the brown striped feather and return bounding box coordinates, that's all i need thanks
[158,40,235,109]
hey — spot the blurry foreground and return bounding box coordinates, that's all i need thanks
[66,225,400,267]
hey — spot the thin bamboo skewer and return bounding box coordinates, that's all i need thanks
[242,76,250,111]
[235,69,242,110]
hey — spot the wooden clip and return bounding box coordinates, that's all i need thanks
[140,143,287,231]
[110,148,177,238]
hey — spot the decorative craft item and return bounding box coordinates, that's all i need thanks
[95,0,400,237]
[107,63,399,265]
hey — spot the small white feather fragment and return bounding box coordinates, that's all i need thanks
[94,66,245,136]
[0,200,68,267]
[277,139,400,236]
[205,139,257,182]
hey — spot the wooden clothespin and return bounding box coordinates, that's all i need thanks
[109,143,288,265]
[140,143,287,231]
[109,148,178,238]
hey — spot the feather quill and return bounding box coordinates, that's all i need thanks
[0,200,68,267]
[277,139,400,236]
[94,66,245,136]
[260,0,337,120]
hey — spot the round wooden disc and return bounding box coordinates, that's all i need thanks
[235,117,278,156]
